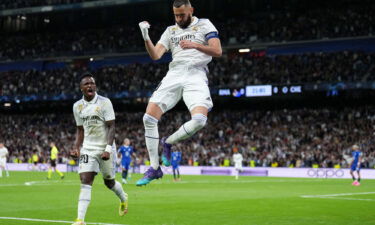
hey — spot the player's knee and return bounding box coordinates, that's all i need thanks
[80,177,93,186]
[79,172,95,185]
[143,113,158,128]
[192,113,207,129]
[104,179,115,189]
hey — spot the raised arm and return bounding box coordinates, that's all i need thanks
[145,42,167,61]
[139,21,167,60]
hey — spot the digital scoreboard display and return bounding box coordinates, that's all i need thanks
[218,85,303,98]
[245,85,272,97]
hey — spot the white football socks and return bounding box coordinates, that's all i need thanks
[235,170,239,180]
[77,184,92,221]
[110,180,127,202]
[143,114,160,170]
[166,114,207,144]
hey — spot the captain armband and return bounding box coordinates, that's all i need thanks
[205,31,219,41]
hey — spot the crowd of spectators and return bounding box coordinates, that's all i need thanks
[1,107,375,169]
[0,0,97,10]
[209,51,375,86]
[218,6,374,44]
[0,62,168,96]
[1,51,374,97]
[0,4,374,61]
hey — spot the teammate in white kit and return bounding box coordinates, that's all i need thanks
[232,149,243,180]
[137,0,222,186]
[0,143,10,177]
[70,73,128,225]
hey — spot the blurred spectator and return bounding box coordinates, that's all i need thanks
[208,51,375,86]
[1,51,374,97]
[1,107,375,168]
[0,4,374,60]
[0,0,97,10]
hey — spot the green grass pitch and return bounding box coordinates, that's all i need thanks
[0,171,374,225]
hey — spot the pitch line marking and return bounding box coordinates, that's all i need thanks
[24,180,76,186]
[0,217,128,225]
[301,192,375,201]
[301,192,375,197]
[0,180,77,187]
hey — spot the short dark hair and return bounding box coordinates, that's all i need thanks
[173,0,191,8]
[79,72,94,82]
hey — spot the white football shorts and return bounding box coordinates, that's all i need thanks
[0,158,6,167]
[149,66,213,113]
[235,163,243,171]
[78,146,117,180]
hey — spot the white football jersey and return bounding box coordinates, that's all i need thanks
[233,153,243,167]
[0,147,8,158]
[73,93,115,152]
[158,16,219,69]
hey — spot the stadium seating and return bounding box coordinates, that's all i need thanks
[0,0,96,10]
[2,108,375,168]
[0,4,374,60]
[1,51,374,97]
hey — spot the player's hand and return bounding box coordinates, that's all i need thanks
[101,152,110,161]
[70,149,79,159]
[180,40,197,49]
[138,21,151,41]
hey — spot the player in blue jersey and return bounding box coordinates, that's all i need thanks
[171,150,182,181]
[350,144,362,186]
[117,138,135,184]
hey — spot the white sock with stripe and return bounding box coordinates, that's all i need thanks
[77,184,92,221]
[143,114,160,170]
[166,114,207,144]
[110,180,127,202]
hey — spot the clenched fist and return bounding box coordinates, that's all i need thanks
[139,21,151,41]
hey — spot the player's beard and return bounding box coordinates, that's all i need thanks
[177,14,192,29]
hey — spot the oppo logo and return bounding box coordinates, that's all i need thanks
[307,168,344,178]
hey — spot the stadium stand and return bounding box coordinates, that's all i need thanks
[2,108,375,168]
[0,3,374,60]
[1,0,374,171]
[0,0,97,10]
[1,51,374,97]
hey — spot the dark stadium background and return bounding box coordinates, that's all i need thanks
[1,0,375,169]
[1,1,375,225]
